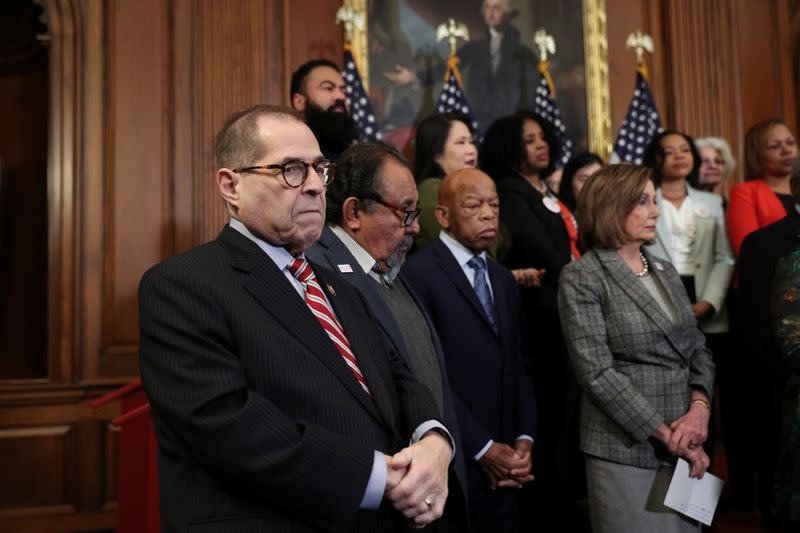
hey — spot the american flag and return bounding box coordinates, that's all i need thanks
[342,47,382,141]
[436,69,482,143]
[533,69,573,167]
[610,70,663,164]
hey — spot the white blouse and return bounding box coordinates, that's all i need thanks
[661,196,696,276]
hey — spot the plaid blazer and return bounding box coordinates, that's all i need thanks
[557,247,715,468]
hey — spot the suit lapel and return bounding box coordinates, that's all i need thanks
[219,227,385,425]
[645,252,695,360]
[433,239,497,334]
[316,228,413,371]
[595,248,676,340]
[313,265,395,429]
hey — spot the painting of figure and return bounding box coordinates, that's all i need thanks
[365,0,588,152]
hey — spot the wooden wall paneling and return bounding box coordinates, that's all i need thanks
[78,0,108,383]
[47,0,80,384]
[605,0,645,136]
[262,0,286,106]
[192,0,271,244]
[661,0,743,189]
[172,0,195,254]
[604,0,671,139]
[643,0,670,128]
[282,0,342,107]
[0,386,120,531]
[0,425,73,516]
[102,0,170,378]
[775,0,797,133]
[102,423,120,509]
[734,0,794,131]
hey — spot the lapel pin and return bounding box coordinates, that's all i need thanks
[337,264,353,273]
[654,262,664,271]
[327,283,336,296]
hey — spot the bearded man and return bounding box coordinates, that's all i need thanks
[290,58,359,160]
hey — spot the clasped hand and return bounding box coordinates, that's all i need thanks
[653,403,711,479]
[383,432,451,528]
[478,439,534,489]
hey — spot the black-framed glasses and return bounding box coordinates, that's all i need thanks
[232,159,335,188]
[360,194,421,227]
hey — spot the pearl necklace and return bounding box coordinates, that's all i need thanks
[634,252,649,278]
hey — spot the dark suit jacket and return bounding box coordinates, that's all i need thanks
[306,226,469,531]
[738,215,800,377]
[138,225,441,533]
[401,238,537,508]
[497,176,571,313]
[497,174,572,381]
[460,25,537,128]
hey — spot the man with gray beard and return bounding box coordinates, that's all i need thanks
[307,142,469,532]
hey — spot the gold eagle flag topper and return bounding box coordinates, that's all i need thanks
[335,4,364,45]
[436,18,470,85]
[626,30,654,80]
[534,29,557,97]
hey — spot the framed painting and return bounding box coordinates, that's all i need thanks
[347,0,611,158]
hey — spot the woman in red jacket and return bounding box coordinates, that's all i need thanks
[727,119,798,256]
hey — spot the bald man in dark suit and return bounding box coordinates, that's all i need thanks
[138,105,453,533]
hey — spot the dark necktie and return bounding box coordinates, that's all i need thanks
[467,256,497,331]
[288,258,371,396]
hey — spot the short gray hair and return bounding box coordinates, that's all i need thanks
[695,136,736,179]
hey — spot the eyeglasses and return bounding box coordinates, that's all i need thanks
[232,159,335,188]
[360,195,421,227]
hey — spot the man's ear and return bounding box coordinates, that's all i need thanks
[217,169,241,210]
[434,205,449,230]
[291,93,307,111]
[342,196,362,231]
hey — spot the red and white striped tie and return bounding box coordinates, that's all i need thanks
[288,258,371,397]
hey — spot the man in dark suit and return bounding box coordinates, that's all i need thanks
[737,163,800,524]
[138,104,453,533]
[401,168,537,532]
[306,142,469,531]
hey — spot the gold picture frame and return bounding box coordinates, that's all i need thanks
[345,0,611,159]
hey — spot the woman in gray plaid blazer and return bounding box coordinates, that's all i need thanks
[558,165,716,532]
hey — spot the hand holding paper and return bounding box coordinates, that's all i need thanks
[663,458,724,526]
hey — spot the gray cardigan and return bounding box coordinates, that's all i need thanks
[558,248,715,468]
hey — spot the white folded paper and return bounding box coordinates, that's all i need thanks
[664,458,724,526]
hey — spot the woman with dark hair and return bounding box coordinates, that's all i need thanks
[480,110,581,529]
[558,164,714,532]
[727,118,798,256]
[643,131,734,521]
[412,112,477,250]
[642,131,733,332]
[558,152,604,212]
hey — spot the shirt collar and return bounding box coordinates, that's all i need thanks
[439,230,487,267]
[228,218,298,271]
[330,224,378,275]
